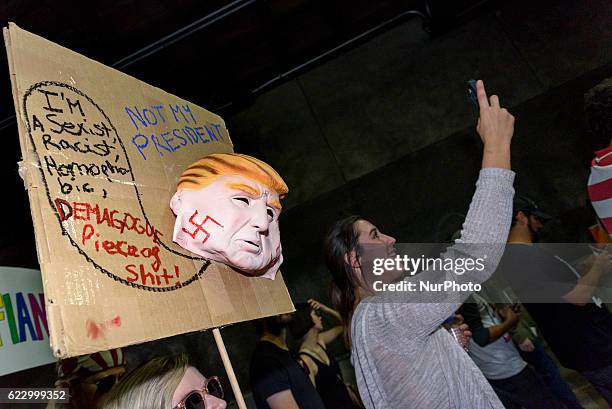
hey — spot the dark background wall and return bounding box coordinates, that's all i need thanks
[1,0,611,407]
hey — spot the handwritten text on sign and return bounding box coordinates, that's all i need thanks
[24,82,212,291]
[126,104,224,160]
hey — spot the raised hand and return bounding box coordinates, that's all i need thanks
[476,80,514,170]
[308,298,342,322]
[308,299,328,313]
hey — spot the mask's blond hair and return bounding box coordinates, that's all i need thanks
[102,354,188,409]
[176,153,288,199]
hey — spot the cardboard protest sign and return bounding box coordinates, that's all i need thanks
[0,266,56,376]
[4,23,294,358]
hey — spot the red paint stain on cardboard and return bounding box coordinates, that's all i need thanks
[86,315,122,340]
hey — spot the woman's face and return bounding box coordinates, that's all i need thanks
[172,367,226,409]
[353,219,396,251]
[352,220,399,284]
[310,310,324,331]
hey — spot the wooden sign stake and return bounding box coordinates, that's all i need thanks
[213,327,248,409]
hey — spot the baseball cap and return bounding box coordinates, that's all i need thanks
[513,196,553,221]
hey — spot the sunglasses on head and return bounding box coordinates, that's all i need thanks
[174,376,224,409]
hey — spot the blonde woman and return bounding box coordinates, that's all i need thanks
[103,354,226,409]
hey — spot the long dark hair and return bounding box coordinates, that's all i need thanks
[324,215,364,348]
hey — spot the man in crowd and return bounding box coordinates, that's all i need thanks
[502,196,612,405]
[458,294,560,408]
[508,304,583,408]
[585,76,612,242]
[249,314,325,409]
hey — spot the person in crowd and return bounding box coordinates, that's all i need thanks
[458,295,561,408]
[323,80,516,408]
[501,195,612,405]
[508,302,584,408]
[291,299,363,408]
[585,77,612,242]
[249,314,326,409]
[584,76,612,149]
[47,348,126,409]
[103,354,226,409]
[452,227,584,408]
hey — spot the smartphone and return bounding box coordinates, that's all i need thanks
[467,79,479,111]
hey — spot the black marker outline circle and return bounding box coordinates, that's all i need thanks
[23,81,209,292]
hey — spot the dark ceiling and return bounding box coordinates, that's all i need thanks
[0,0,486,263]
[0,0,488,122]
[1,1,420,119]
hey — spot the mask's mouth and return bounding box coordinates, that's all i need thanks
[245,239,260,249]
[238,239,262,253]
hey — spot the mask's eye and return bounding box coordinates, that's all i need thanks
[267,208,275,220]
[233,197,249,207]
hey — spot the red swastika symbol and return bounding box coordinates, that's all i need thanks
[182,210,223,244]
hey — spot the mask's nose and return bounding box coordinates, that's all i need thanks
[249,199,270,233]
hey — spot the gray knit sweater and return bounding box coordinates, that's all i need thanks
[351,168,515,409]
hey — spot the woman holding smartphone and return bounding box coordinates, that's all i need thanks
[324,81,516,409]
